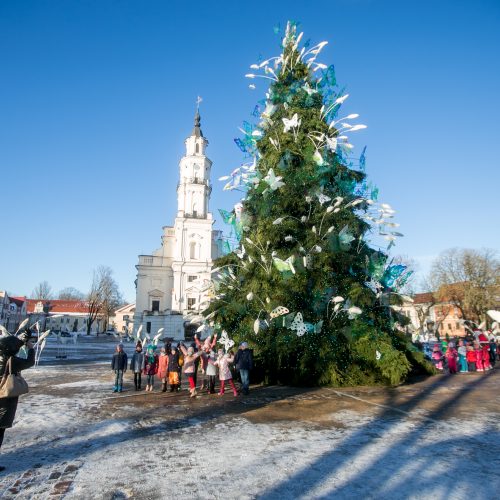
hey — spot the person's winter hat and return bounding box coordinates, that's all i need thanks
[0,335,24,356]
[241,342,248,349]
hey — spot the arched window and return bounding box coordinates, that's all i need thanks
[195,143,199,154]
[192,202,198,217]
[189,241,197,259]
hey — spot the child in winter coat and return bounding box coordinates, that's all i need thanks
[432,344,444,371]
[206,350,218,394]
[179,344,203,397]
[457,340,468,373]
[143,345,159,391]
[111,343,128,393]
[167,347,181,392]
[214,349,238,396]
[489,339,497,366]
[194,333,218,391]
[157,347,169,392]
[474,342,484,372]
[445,342,458,374]
[466,345,477,372]
[481,344,492,371]
[130,342,144,390]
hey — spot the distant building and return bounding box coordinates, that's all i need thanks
[395,292,466,338]
[110,303,135,335]
[133,111,222,340]
[0,291,27,333]
[25,299,104,333]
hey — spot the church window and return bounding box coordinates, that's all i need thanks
[189,241,198,259]
[196,143,199,153]
[146,322,151,334]
[188,275,197,282]
[187,298,196,310]
[152,300,160,312]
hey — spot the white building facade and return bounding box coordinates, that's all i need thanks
[133,111,222,340]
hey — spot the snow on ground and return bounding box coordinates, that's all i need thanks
[0,347,499,499]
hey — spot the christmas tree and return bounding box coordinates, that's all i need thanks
[205,22,432,386]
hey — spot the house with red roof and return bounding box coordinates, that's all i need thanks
[0,291,27,333]
[26,298,104,333]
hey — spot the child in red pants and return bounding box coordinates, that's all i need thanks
[445,342,458,374]
[179,344,202,397]
[482,344,492,370]
[215,349,238,396]
[474,343,484,372]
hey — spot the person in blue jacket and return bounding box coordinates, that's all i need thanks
[111,343,128,393]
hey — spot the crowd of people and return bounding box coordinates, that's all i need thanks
[430,331,499,374]
[110,333,254,397]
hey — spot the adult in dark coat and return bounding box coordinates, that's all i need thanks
[0,331,35,470]
[234,342,253,395]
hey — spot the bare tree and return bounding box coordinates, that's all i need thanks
[85,266,123,335]
[428,248,500,322]
[31,281,53,300]
[58,287,85,301]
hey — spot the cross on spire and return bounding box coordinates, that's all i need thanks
[192,96,203,138]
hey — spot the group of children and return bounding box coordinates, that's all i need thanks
[112,333,253,397]
[431,335,498,374]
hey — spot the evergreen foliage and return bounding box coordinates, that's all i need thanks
[205,22,433,386]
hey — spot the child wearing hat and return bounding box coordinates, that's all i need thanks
[130,342,145,390]
[111,343,128,393]
[474,342,484,372]
[143,345,159,391]
[431,344,444,371]
[167,346,181,392]
[457,339,468,373]
[481,343,492,371]
[445,342,458,374]
[179,343,202,397]
[214,349,238,396]
[466,345,477,372]
[206,350,218,394]
[157,346,169,392]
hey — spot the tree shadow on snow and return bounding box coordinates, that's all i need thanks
[258,370,500,499]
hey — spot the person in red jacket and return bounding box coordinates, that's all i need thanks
[143,345,159,392]
[157,347,169,392]
[482,344,492,371]
[445,342,458,374]
[466,345,477,372]
[474,342,484,372]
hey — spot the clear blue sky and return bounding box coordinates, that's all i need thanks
[1,0,499,302]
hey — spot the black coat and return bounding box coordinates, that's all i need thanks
[234,349,253,371]
[111,352,128,371]
[167,351,180,372]
[0,346,35,429]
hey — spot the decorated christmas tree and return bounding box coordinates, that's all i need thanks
[204,22,432,386]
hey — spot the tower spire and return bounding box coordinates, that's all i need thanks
[192,96,203,137]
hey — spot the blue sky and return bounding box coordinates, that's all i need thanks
[1,0,499,302]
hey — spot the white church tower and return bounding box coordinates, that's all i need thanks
[133,109,222,340]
